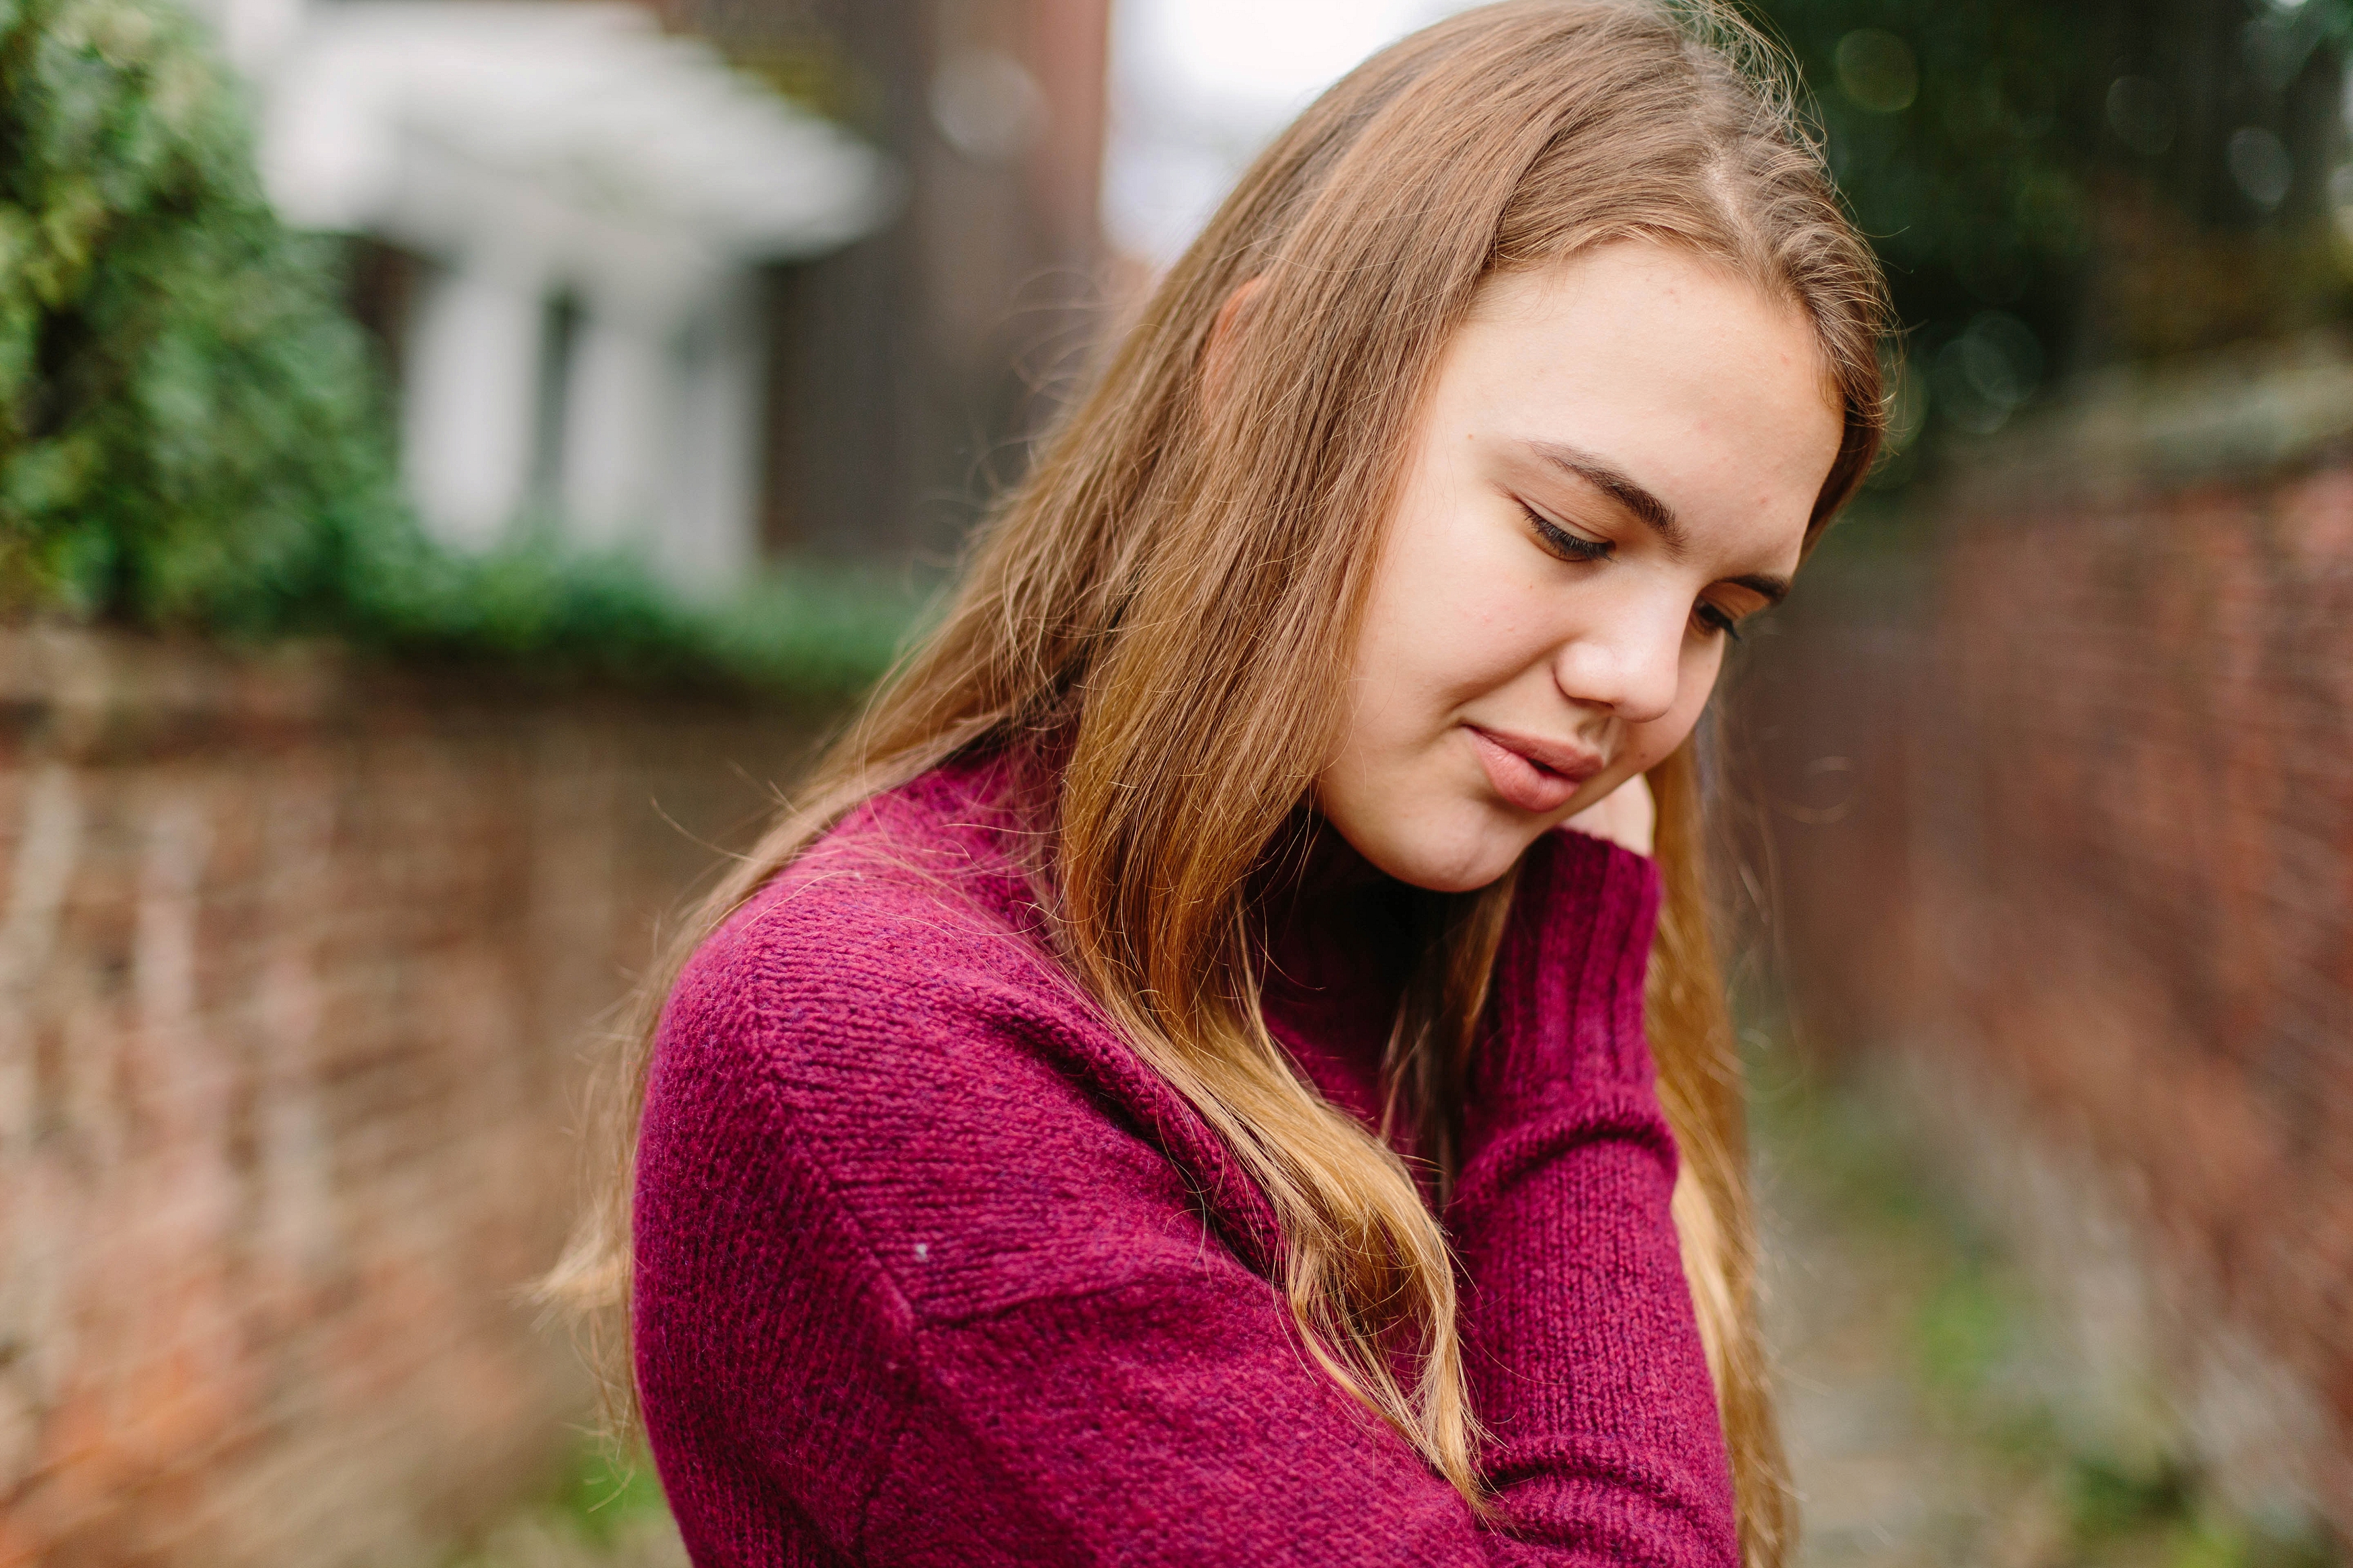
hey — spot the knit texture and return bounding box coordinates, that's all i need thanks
[633,761,1737,1566]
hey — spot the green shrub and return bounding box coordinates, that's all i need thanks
[0,0,923,696]
[0,0,401,629]
[352,537,930,700]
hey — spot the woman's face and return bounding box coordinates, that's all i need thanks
[1317,241,1844,892]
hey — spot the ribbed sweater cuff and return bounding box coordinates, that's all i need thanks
[1466,827,1663,1137]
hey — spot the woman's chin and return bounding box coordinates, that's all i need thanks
[1361,826,1533,895]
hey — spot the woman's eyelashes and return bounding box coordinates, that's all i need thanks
[1517,495,1753,642]
[1693,600,1744,641]
[1520,502,1611,563]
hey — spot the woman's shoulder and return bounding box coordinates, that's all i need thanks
[675,758,1057,1026]
[637,759,1243,1332]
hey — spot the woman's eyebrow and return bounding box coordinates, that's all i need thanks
[1727,572,1791,606]
[1521,438,1791,602]
[1521,440,1687,559]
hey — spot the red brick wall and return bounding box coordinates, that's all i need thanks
[0,627,825,1568]
[1740,343,2353,1530]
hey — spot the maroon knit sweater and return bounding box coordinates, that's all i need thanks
[633,761,1737,1566]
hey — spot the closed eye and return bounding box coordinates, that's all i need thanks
[1521,503,1611,563]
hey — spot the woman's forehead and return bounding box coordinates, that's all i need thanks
[1430,245,1841,551]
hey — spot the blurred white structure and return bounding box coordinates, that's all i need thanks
[1102,0,1470,264]
[204,0,891,595]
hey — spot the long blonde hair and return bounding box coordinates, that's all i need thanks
[547,5,1888,1563]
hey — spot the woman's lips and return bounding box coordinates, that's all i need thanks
[1465,725,1603,815]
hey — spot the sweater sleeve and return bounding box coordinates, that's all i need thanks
[635,829,1734,1568]
[1447,827,1739,1565]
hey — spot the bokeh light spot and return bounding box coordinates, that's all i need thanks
[1835,30,1919,115]
[2227,126,2294,211]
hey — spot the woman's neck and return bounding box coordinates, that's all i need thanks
[1262,815,1414,993]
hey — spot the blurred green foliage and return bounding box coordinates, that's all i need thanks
[548,1444,670,1549]
[441,1441,682,1567]
[0,0,396,628]
[0,0,921,694]
[1756,1060,2346,1567]
[1757,0,2353,471]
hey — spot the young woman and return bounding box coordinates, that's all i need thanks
[551,3,1889,1563]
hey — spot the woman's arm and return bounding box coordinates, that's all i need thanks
[1447,824,1738,1563]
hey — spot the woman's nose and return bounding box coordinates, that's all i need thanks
[1551,608,1683,725]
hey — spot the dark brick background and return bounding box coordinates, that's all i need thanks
[1735,343,2353,1530]
[0,628,824,1568]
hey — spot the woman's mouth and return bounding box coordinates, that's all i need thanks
[1464,725,1603,815]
